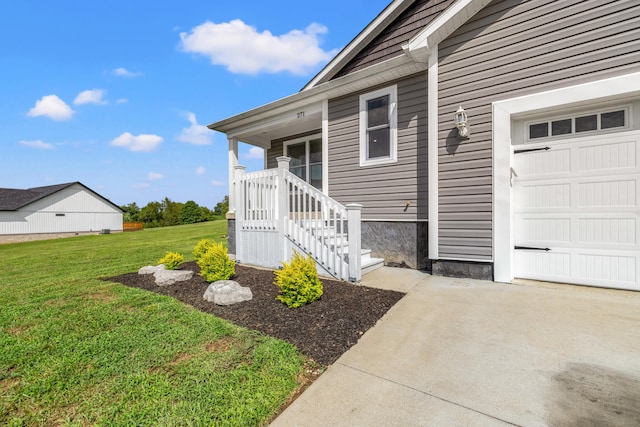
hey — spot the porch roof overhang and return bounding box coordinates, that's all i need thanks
[207,54,427,148]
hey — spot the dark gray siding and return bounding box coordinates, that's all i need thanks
[328,72,428,220]
[437,0,640,260]
[334,0,455,79]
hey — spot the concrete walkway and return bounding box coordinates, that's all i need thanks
[271,268,640,426]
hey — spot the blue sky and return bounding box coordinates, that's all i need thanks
[0,0,391,208]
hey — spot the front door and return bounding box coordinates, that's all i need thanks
[285,135,323,190]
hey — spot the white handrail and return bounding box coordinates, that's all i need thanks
[283,169,350,280]
[234,157,361,282]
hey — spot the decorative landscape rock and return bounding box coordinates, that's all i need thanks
[138,264,194,286]
[154,269,194,287]
[138,264,166,275]
[204,280,253,306]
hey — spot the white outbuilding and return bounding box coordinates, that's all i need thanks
[0,182,123,239]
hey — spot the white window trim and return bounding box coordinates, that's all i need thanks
[283,133,323,187]
[492,71,640,284]
[359,85,398,167]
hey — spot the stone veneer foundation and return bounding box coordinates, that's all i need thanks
[227,218,236,255]
[431,260,494,281]
[361,221,429,270]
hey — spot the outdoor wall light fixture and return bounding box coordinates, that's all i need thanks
[454,106,470,138]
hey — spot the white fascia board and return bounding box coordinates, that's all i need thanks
[405,0,492,58]
[303,0,413,90]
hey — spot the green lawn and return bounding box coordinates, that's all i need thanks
[0,222,306,426]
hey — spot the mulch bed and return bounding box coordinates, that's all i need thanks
[106,262,405,366]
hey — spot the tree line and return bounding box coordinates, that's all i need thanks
[121,196,229,228]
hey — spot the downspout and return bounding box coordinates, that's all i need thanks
[428,47,439,260]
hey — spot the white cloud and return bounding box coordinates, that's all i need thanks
[116,98,128,104]
[195,166,206,175]
[113,67,141,77]
[19,140,54,150]
[148,172,164,180]
[74,89,107,105]
[211,180,226,187]
[27,95,74,121]
[132,182,150,189]
[244,146,264,159]
[179,20,337,75]
[176,112,213,145]
[110,132,163,152]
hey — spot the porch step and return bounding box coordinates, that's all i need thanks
[362,255,385,276]
[343,248,384,277]
[289,221,384,279]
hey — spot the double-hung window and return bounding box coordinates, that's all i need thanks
[284,135,323,190]
[359,85,397,166]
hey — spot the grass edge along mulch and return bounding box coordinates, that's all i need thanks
[0,222,324,426]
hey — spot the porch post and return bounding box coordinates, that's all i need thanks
[234,165,246,262]
[346,203,362,283]
[276,156,291,264]
[228,137,239,215]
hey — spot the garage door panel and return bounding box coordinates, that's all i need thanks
[515,177,639,211]
[578,139,636,172]
[517,183,571,209]
[578,217,636,245]
[515,250,571,279]
[578,253,637,286]
[516,213,638,249]
[579,178,637,207]
[515,216,571,243]
[515,249,639,290]
[515,147,571,176]
[513,130,640,290]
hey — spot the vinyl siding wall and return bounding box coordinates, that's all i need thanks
[334,0,454,79]
[328,72,429,220]
[437,0,640,260]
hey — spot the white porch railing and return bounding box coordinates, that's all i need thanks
[234,156,362,282]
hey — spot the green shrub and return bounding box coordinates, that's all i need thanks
[274,251,323,309]
[197,242,235,282]
[158,251,184,270]
[193,238,215,261]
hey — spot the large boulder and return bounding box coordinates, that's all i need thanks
[154,269,194,286]
[204,280,252,306]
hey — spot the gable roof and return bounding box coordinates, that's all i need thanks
[0,182,122,212]
[303,0,417,90]
[209,0,490,139]
[304,0,491,88]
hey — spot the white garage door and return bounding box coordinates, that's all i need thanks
[513,131,640,290]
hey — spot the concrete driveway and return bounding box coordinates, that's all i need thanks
[271,268,640,426]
